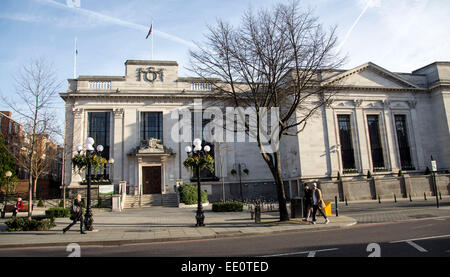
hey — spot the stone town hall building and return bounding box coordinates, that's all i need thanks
[60,60,450,207]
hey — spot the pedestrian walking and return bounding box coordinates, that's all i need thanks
[63,194,86,234]
[311,183,329,224]
[12,197,23,217]
[302,184,313,221]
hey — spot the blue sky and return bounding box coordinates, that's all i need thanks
[1,0,449,142]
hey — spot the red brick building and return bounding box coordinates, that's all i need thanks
[0,111,63,198]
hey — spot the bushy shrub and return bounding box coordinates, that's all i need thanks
[212,201,243,212]
[94,198,104,208]
[59,200,64,207]
[178,184,208,205]
[37,199,44,207]
[45,207,71,218]
[5,216,55,231]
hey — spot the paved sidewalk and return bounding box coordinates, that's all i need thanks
[0,206,356,249]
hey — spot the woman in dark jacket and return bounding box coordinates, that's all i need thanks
[63,194,86,234]
[303,184,313,221]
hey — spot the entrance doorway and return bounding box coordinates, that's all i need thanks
[142,166,162,194]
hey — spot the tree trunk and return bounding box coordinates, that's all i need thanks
[28,175,33,219]
[262,151,290,222]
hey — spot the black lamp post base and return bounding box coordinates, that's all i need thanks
[84,209,94,231]
[195,209,205,227]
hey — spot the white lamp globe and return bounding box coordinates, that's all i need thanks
[193,138,202,147]
[194,145,202,152]
[204,145,211,152]
[185,146,192,153]
[76,145,83,152]
[85,137,95,145]
[96,145,104,152]
[86,143,94,151]
[5,171,12,178]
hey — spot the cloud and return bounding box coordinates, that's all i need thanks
[33,0,197,48]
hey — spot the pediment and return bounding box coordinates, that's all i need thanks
[323,62,421,90]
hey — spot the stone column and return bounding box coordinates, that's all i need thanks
[324,104,340,176]
[408,100,425,170]
[353,99,370,175]
[382,100,400,172]
[71,108,84,185]
[113,108,124,184]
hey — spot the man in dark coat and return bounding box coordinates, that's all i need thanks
[303,184,313,221]
[63,194,86,234]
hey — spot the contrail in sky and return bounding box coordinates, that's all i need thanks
[336,0,376,52]
[34,0,197,48]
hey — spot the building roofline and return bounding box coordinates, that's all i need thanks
[125,60,178,66]
[412,61,450,74]
[0,111,23,126]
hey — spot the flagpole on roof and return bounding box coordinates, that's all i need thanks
[73,37,77,79]
[151,19,154,60]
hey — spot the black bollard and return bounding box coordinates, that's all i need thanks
[335,196,339,217]
[409,194,412,202]
[394,194,397,203]
[345,197,348,206]
[254,201,261,223]
[378,195,381,204]
[439,191,442,200]
[424,192,427,201]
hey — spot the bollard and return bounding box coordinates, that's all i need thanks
[409,194,412,202]
[345,197,348,206]
[394,194,397,203]
[335,196,339,217]
[439,191,442,200]
[254,201,261,223]
[378,195,381,204]
[424,192,427,201]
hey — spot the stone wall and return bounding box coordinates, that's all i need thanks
[295,174,450,202]
[204,174,450,203]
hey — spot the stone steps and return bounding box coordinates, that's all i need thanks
[124,193,178,208]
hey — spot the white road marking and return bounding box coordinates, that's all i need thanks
[390,234,450,243]
[261,248,339,257]
[405,241,428,253]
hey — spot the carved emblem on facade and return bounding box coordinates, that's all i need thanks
[129,138,174,157]
[137,67,164,83]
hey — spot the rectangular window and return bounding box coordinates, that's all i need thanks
[88,112,111,179]
[141,112,163,142]
[394,114,414,170]
[367,115,385,170]
[337,115,356,172]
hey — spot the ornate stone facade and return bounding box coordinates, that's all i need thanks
[60,60,450,201]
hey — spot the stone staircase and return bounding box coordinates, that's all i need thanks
[124,193,179,208]
[162,193,179,207]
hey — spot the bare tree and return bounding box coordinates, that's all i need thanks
[1,58,62,218]
[189,1,345,221]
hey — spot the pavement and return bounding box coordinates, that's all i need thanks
[0,204,355,249]
[0,195,449,249]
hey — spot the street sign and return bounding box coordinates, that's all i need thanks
[99,184,114,194]
[431,160,437,172]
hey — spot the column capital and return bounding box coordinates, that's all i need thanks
[114,108,124,118]
[72,108,83,118]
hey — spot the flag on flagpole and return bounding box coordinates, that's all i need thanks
[146,23,153,39]
[73,37,78,79]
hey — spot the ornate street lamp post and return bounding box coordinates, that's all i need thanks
[185,138,211,227]
[75,137,104,231]
[1,171,12,218]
